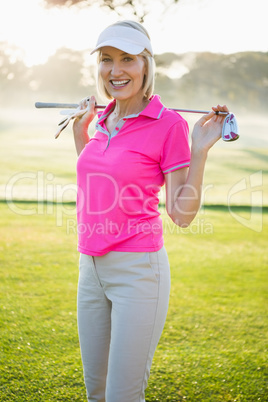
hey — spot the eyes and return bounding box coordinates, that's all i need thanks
[100,56,134,63]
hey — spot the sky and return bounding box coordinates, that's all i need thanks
[0,0,267,67]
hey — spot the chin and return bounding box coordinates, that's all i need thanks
[110,92,131,101]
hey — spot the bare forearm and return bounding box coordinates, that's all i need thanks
[73,127,90,156]
[166,105,228,227]
[170,150,207,227]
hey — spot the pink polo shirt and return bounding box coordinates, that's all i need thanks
[76,94,191,256]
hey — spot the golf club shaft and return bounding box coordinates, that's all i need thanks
[35,102,229,116]
[35,102,83,109]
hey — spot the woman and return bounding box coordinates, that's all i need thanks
[73,20,229,402]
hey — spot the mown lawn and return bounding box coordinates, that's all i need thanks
[0,202,267,401]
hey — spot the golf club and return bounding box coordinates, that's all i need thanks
[35,101,239,141]
[35,102,229,116]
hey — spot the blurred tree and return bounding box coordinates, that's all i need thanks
[31,48,91,101]
[154,51,268,112]
[43,0,180,22]
[0,42,30,105]
[1,41,267,112]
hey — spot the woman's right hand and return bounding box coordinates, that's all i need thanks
[73,96,97,156]
[73,96,97,136]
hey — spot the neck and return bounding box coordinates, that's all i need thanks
[112,96,149,119]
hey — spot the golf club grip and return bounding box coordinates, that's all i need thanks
[35,102,79,109]
[35,102,107,109]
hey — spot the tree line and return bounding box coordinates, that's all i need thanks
[0,42,267,113]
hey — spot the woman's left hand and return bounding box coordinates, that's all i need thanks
[191,104,229,155]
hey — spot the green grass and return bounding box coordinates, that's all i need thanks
[0,202,267,401]
[1,112,267,400]
[1,109,268,205]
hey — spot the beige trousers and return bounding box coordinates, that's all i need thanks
[77,247,171,402]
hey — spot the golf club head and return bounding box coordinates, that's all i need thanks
[222,113,239,141]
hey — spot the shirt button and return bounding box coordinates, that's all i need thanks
[116,127,119,130]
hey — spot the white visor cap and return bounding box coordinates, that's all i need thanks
[90,25,154,57]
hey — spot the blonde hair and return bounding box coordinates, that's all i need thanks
[96,20,155,100]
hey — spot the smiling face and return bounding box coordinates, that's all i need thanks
[98,46,147,101]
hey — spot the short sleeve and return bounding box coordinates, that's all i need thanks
[160,119,191,174]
